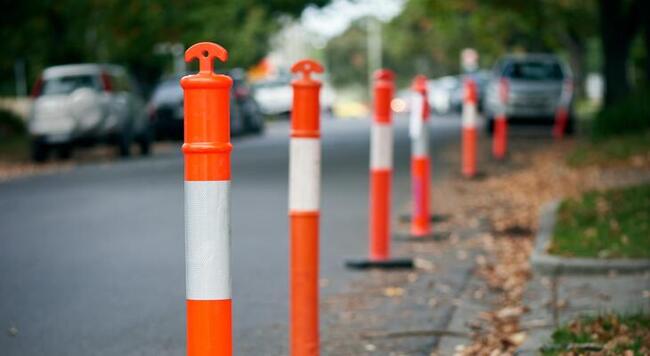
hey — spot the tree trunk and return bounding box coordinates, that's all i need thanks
[599,0,630,105]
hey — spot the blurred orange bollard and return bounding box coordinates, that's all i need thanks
[462,78,478,178]
[409,75,432,237]
[553,80,573,139]
[181,42,233,356]
[493,78,508,159]
[345,69,413,270]
[289,59,323,356]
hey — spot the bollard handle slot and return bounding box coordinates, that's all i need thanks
[185,42,228,74]
[291,59,323,81]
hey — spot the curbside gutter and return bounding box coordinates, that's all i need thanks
[531,200,650,275]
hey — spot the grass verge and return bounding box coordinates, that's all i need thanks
[567,131,650,167]
[541,313,650,355]
[549,183,650,259]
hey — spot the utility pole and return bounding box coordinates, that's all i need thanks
[14,59,26,97]
[366,17,382,101]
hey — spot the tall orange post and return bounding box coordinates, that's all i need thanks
[462,78,478,178]
[181,42,233,356]
[289,59,323,356]
[553,80,573,139]
[409,75,432,237]
[345,69,413,270]
[493,78,508,159]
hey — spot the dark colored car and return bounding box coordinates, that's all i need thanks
[148,69,264,140]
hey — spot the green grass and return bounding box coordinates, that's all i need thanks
[541,313,650,355]
[567,131,650,167]
[549,183,650,259]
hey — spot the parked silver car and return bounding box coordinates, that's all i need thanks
[29,64,151,161]
[483,54,573,134]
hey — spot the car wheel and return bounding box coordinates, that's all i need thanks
[245,101,265,134]
[31,140,49,163]
[56,144,73,160]
[117,127,132,157]
[138,125,153,156]
[485,116,495,135]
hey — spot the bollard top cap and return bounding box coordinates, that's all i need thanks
[181,42,232,89]
[464,78,478,104]
[185,42,228,74]
[374,69,394,82]
[291,59,323,82]
[411,74,428,93]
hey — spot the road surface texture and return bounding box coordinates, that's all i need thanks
[0,115,460,355]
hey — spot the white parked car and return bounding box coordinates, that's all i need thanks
[29,64,151,162]
[252,78,293,116]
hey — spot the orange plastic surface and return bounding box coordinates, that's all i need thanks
[289,211,320,356]
[373,69,395,124]
[552,107,568,139]
[411,75,430,121]
[186,299,232,356]
[291,59,323,138]
[369,169,391,260]
[462,127,477,178]
[493,115,508,159]
[464,78,478,104]
[181,42,233,181]
[411,157,431,236]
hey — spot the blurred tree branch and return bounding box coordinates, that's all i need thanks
[0,0,328,95]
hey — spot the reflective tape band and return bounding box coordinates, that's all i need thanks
[185,181,231,300]
[411,125,428,158]
[462,102,478,128]
[370,123,393,170]
[289,138,321,211]
[409,93,424,139]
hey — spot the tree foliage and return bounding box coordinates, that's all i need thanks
[326,0,649,109]
[0,0,327,95]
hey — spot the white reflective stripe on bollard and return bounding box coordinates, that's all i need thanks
[412,126,428,158]
[185,181,231,300]
[370,123,393,170]
[289,138,321,211]
[462,102,478,128]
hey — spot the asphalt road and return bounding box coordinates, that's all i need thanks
[0,115,460,355]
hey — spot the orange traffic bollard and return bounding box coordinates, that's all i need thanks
[409,75,433,237]
[553,80,573,139]
[345,69,413,270]
[289,59,323,356]
[462,78,478,178]
[492,78,508,159]
[181,42,233,356]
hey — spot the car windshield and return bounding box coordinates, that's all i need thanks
[41,75,99,96]
[503,60,564,80]
[152,80,182,103]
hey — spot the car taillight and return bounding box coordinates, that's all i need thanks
[101,72,113,92]
[498,77,509,104]
[235,86,249,99]
[147,104,156,121]
[31,76,43,97]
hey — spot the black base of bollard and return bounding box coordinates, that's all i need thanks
[461,171,487,180]
[345,258,414,270]
[393,231,450,242]
[397,214,449,224]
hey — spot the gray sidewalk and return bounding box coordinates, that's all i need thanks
[518,271,650,354]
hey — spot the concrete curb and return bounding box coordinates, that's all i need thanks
[531,200,650,275]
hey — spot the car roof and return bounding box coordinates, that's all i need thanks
[42,64,126,79]
[498,53,562,63]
